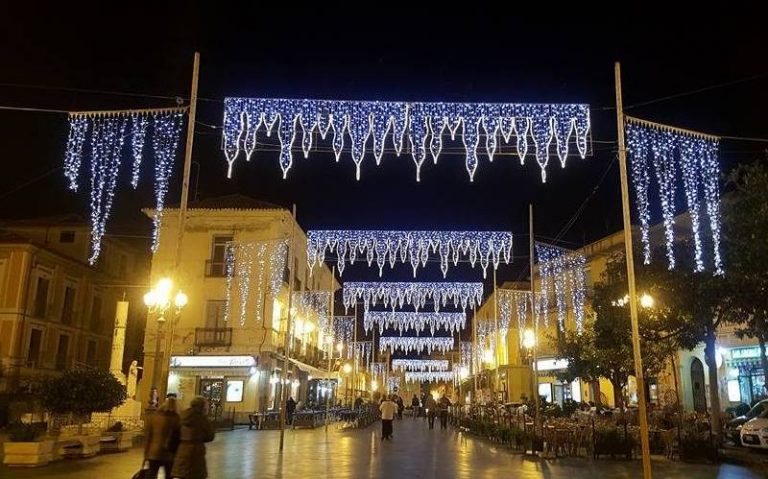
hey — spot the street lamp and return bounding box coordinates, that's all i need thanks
[639,293,655,309]
[144,277,187,408]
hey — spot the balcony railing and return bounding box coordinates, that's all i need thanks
[195,328,233,348]
[205,260,227,278]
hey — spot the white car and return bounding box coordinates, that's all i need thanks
[740,410,768,449]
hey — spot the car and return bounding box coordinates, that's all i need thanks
[740,409,768,449]
[726,399,768,445]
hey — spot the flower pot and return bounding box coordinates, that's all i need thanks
[99,431,137,453]
[3,440,55,467]
[56,434,101,459]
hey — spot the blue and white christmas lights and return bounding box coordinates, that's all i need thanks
[370,362,388,378]
[379,336,454,355]
[223,98,590,182]
[391,359,450,372]
[293,291,333,340]
[307,230,512,277]
[331,315,355,346]
[224,240,288,326]
[497,289,531,343]
[625,119,723,274]
[363,311,466,335]
[343,282,483,312]
[460,341,473,369]
[535,243,586,332]
[63,109,186,263]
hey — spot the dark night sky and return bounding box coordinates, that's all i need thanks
[1,5,767,287]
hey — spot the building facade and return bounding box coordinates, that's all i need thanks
[139,195,339,422]
[0,215,148,423]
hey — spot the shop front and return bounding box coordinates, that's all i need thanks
[724,346,767,406]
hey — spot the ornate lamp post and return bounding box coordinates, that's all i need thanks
[144,277,188,408]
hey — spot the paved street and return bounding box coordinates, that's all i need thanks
[1,419,761,478]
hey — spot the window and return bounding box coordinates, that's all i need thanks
[538,383,553,404]
[55,334,70,370]
[209,235,233,276]
[205,300,227,329]
[33,275,50,318]
[226,379,245,402]
[59,231,75,243]
[90,296,103,331]
[728,380,741,402]
[85,339,97,364]
[27,329,43,367]
[61,286,76,325]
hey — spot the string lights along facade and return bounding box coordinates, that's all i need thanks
[379,336,454,355]
[64,109,186,263]
[223,98,590,182]
[535,243,587,332]
[391,359,450,372]
[307,230,512,278]
[370,362,388,378]
[625,118,723,274]
[292,291,333,339]
[363,311,466,335]
[224,240,288,326]
[343,282,483,312]
[497,289,532,343]
[331,316,355,347]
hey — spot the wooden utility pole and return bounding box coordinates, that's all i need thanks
[472,305,478,400]
[279,205,298,452]
[352,303,358,405]
[614,62,652,479]
[493,268,500,401]
[325,266,335,432]
[529,204,540,433]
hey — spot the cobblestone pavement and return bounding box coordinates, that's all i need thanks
[1,418,762,478]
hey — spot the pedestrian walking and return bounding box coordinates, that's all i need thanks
[143,397,180,479]
[396,395,404,420]
[425,394,437,429]
[379,395,397,440]
[171,396,216,479]
[438,394,452,429]
[286,396,297,425]
[411,394,421,418]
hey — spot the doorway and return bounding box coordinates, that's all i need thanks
[690,358,707,413]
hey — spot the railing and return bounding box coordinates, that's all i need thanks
[205,260,227,277]
[195,328,233,348]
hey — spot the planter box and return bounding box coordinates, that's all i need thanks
[3,440,55,467]
[56,434,101,459]
[99,431,137,453]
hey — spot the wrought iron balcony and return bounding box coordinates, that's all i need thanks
[195,328,233,348]
[205,260,227,278]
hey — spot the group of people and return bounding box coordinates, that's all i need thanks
[143,395,216,479]
[379,392,454,440]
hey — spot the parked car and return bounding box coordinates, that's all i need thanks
[726,399,768,444]
[740,409,768,449]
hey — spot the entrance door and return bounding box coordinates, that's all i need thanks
[690,358,707,413]
[199,378,225,419]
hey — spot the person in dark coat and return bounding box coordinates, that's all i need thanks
[425,394,438,429]
[411,394,421,418]
[171,396,215,479]
[438,394,453,429]
[395,395,404,420]
[286,396,297,425]
[143,397,180,479]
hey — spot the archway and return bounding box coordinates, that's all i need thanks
[690,358,707,413]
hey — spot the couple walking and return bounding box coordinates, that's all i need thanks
[142,396,216,479]
[425,393,452,430]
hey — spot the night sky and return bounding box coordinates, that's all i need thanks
[1,5,767,288]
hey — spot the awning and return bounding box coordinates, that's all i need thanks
[277,355,333,379]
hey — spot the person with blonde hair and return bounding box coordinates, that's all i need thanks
[171,396,216,479]
[143,397,181,479]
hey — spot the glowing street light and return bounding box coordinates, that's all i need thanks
[342,362,353,374]
[639,293,655,309]
[522,328,536,350]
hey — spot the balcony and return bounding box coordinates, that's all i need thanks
[195,328,233,348]
[205,260,227,278]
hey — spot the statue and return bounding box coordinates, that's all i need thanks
[127,360,139,399]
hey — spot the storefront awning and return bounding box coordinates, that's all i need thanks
[278,356,333,379]
[170,355,257,368]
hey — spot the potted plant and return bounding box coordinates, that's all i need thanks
[39,367,127,458]
[2,422,55,467]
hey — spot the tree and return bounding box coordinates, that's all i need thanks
[40,367,127,434]
[556,257,677,409]
[724,160,768,399]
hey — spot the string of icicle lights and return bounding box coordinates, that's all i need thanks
[331,316,354,346]
[352,341,373,366]
[536,242,586,333]
[405,371,456,384]
[343,282,483,312]
[307,230,512,278]
[497,289,532,344]
[379,336,454,354]
[387,376,401,391]
[391,359,450,372]
[370,362,388,378]
[292,291,332,338]
[224,240,288,326]
[460,341,473,369]
[363,311,466,335]
[625,118,723,274]
[223,98,590,182]
[64,109,186,263]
